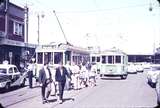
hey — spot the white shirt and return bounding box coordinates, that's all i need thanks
[44,66,50,79]
[60,68,63,76]
[28,63,34,71]
[71,65,79,74]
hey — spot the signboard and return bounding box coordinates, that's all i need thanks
[9,52,13,58]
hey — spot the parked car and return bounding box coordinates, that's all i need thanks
[156,74,160,105]
[135,63,144,72]
[127,63,137,74]
[146,65,160,88]
[0,64,27,91]
[0,73,11,90]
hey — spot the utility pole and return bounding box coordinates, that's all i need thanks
[5,0,9,38]
[24,5,29,43]
[37,13,44,45]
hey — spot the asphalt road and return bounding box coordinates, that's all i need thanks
[0,71,158,108]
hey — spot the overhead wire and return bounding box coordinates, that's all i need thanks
[56,3,150,14]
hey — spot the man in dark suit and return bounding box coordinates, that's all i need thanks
[39,62,52,104]
[55,61,71,104]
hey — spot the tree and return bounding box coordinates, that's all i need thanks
[157,0,160,4]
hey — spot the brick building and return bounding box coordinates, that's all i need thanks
[0,0,35,69]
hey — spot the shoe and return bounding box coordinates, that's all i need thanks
[42,101,46,104]
[42,99,48,104]
[58,100,63,104]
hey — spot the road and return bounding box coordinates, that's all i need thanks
[0,71,158,108]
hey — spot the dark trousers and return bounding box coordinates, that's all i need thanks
[41,81,51,101]
[28,71,33,88]
[58,81,66,100]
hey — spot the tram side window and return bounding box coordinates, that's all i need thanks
[38,53,43,64]
[92,57,96,62]
[102,56,106,64]
[116,56,121,63]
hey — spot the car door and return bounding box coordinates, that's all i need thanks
[8,67,14,82]
[13,67,21,82]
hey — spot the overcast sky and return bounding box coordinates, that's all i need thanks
[10,0,160,54]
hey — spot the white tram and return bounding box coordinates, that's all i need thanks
[90,53,101,73]
[99,48,128,79]
[35,43,90,72]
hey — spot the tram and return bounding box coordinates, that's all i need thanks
[99,48,128,79]
[90,53,101,73]
[35,43,90,72]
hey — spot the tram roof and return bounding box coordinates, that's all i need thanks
[100,48,126,55]
[36,43,89,54]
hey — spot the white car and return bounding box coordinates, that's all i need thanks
[135,64,144,72]
[127,64,137,74]
[0,64,27,91]
[146,65,160,88]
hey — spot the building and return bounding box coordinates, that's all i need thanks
[0,0,35,69]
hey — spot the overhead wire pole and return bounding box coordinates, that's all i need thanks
[53,10,69,44]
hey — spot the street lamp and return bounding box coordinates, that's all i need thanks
[37,14,44,45]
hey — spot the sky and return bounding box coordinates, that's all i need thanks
[10,0,160,54]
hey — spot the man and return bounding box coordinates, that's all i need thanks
[71,62,80,90]
[27,61,35,88]
[55,61,71,104]
[65,61,72,90]
[39,62,52,104]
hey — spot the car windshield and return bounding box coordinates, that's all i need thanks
[0,68,7,74]
[151,67,160,71]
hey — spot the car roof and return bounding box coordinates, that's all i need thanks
[0,64,16,69]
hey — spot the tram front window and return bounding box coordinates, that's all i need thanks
[97,57,100,62]
[54,52,63,64]
[102,56,106,64]
[44,52,52,64]
[37,52,43,64]
[92,57,96,62]
[108,56,114,64]
[116,56,121,63]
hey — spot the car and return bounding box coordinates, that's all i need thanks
[0,73,11,90]
[146,65,160,88]
[135,63,144,72]
[0,64,27,91]
[127,63,137,74]
[156,74,160,105]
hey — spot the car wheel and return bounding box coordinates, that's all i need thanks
[5,82,10,91]
[121,75,127,79]
[150,82,156,88]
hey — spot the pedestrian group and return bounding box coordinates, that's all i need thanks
[26,59,97,104]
